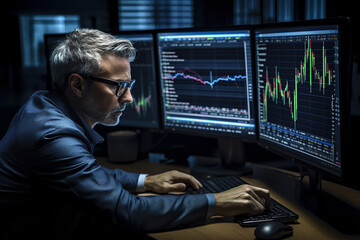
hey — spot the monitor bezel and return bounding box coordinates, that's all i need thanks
[254,17,352,180]
[155,25,258,142]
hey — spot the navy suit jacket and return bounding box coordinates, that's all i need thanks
[0,90,210,239]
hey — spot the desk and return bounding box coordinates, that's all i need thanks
[96,157,360,240]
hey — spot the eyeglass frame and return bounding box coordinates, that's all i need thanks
[85,75,136,98]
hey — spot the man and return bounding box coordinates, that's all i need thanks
[0,28,270,239]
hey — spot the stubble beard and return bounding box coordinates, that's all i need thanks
[82,92,126,127]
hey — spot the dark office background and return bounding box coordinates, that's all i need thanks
[0,0,359,164]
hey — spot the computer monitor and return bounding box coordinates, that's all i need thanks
[157,28,256,139]
[255,18,352,185]
[114,32,160,129]
[44,32,160,129]
[156,27,256,175]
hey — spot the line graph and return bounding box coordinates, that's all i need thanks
[166,67,247,88]
[159,38,252,120]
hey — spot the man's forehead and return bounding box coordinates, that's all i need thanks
[99,55,130,76]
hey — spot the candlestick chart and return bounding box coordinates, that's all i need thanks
[129,89,152,118]
[256,27,341,164]
[123,72,157,124]
[258,34,338,140]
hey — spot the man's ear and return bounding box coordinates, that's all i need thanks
[68,73,86,97]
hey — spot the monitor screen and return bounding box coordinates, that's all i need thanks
[157,28,256,140]
[255,19,352,177]
[114,33,160,129]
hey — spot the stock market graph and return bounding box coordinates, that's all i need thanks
[256,26,341,167]
[157,30,256,138]
[116,34,159,129]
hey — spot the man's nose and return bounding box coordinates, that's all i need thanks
[120,88,133,103]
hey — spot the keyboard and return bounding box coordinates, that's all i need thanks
[186,175,299,227]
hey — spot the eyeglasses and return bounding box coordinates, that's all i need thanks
[86,75,136,98]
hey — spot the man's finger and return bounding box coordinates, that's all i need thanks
[247,189,266,208]
[173,172,203,190]
[188,176,202,190]
[167,182,187,192]
[252,186,271,207]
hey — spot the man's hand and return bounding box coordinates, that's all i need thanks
[214,184,270,216]
[144,170,202,194]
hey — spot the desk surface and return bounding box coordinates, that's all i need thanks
[96,157,360,240]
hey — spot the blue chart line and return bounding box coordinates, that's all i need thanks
[166,68,246,87]
[208,74,247,86]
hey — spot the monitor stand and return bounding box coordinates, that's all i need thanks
[187,137,252,177]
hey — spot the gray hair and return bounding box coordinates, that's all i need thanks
[50,28,136,91]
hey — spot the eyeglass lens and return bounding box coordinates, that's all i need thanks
[116,81,135,97]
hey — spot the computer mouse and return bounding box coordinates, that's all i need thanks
[254,221,293,240]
